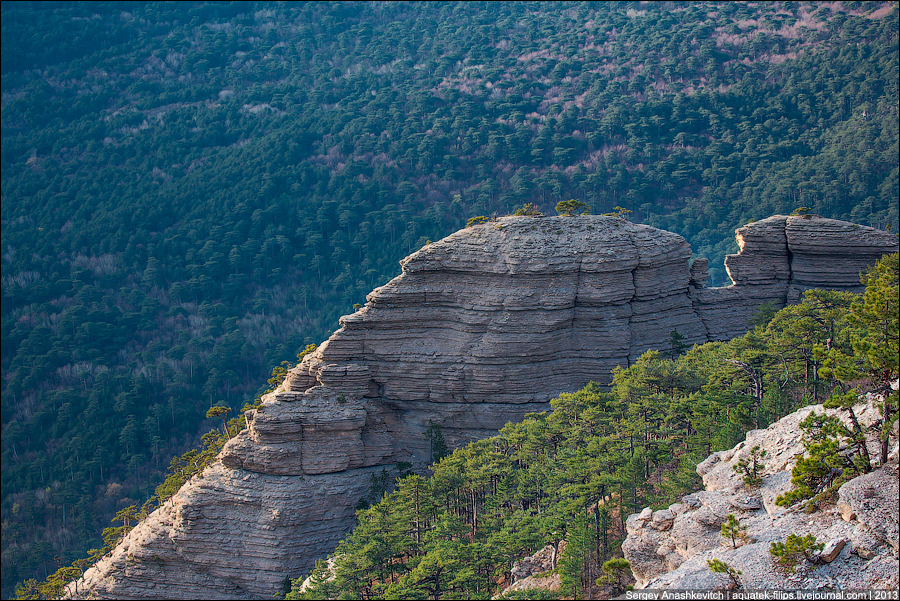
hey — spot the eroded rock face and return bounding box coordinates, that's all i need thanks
[291,217,709,452]
[501,543,565,598]
[623,390,900,591]
[694,215,897,340]
[68,460,378,600]
[71,215,897,599]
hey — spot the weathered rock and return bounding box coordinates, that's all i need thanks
[623,389,900,591]
[496,572,562,599]
[297,216,705,410]
[851,525,882,560]
[220,395,373,475]
[510,543,560,583]
[497,542,564,599]
[690,257,709,288]
[71,216,897,599]
[785,215,897,289]
[729,496,762,512]
[695,215,897,340]
[819,538,848,563]
[69,463,377,600]
[837,462,900,555]
[726,215,792,285]
[650,509,676,531]
[839,501,858,522]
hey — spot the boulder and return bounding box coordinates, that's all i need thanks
[819,538,848,563]
[837,462,900,555]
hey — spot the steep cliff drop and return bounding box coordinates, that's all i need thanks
[69,215,897,599]
[694,214,898,340]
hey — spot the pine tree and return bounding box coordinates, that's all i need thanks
[849,253,899,464]
[425,421,449,464]
[733,445,767,487]
[720,514,747,548]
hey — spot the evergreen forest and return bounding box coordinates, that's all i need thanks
[1,2,898,597]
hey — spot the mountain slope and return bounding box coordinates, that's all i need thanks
[624,392,898,590]
[2,2,897,596]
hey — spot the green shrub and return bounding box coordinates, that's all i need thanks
[769,534,824,572]
[513,203,543,216]
[555,199,588,216]
[720,514,747,548]
[595,557,631,594]
[707,559,743,590]
[775,410,868,508]
[733,445,767,487]
[600,206,631,220]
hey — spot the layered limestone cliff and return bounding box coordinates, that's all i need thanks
[623,388,899,591]
[70,215,897,599]
[694,214,898,339]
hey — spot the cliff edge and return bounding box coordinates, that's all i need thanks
[69,215,897,599]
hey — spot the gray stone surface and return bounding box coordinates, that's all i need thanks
[69,463,377,600]
[623,391,900,591]
[510,543,560,583]
[696,215,897,340]
[838,462,900,555]
[70,215,897,599]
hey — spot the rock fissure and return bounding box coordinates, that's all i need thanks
[785,243,795,293]
[70,215,897,599]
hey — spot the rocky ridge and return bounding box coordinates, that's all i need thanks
[623,388,900,591]
[695,214,898,339]
[69,215,897,599]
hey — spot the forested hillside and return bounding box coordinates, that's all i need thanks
[290,253,899,600]
[1,2,897,596]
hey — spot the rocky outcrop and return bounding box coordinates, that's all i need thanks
[623,389,900,591]
[497,543,564,599]
[510,542,562,583]
[71,215,897,599]
[68,463,377,600]
[694,215,897,340]
[289,216,708,450]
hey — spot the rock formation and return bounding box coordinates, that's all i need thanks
[70,215,897,599]
[695,214,898,339]
[498,543,565,599]
[622,388,900,591]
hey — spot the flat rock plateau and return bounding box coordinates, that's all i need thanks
[68,215,897,599]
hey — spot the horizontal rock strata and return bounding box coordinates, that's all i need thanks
[303,216,705,410]
[71,215,897,599]
[695,215,897,340]
[70,462,379,600]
